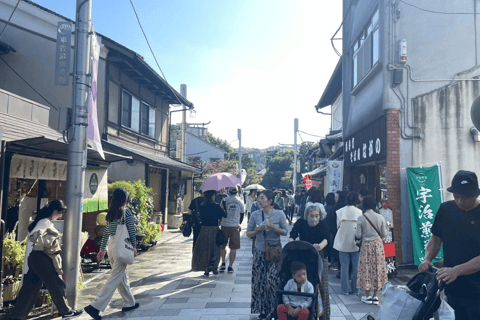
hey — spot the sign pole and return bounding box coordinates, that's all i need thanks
[64,0,92,307]
[293,119,298,193]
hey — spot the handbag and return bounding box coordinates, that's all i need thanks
[262,211,282,261]
[216,229,227,246]
[182,220,192,237]
[115,209,135,265]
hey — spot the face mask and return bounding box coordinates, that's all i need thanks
[307,217,319,227]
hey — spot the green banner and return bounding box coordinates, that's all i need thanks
[407,165,443,265]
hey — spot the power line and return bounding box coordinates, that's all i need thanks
[330,0,355,56]
[298,130,324,139]
[0,0,21,41]
[399,0,480,15]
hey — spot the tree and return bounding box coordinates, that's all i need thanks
[205,132,235,159]
[262,154,293,189]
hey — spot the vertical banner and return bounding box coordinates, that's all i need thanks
[407,165,444,265]
[302,175,312,190]
[87,31,105,159]
[326,160,343,194]
[54,21,73,86]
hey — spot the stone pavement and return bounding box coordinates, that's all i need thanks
[65,218,417,320]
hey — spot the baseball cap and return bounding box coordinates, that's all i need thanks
[446,170,480,197]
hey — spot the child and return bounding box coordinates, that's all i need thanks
[277,261,314,320]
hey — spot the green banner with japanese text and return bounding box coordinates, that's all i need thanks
[407,165,443,265]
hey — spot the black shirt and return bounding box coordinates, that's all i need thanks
[188,197,205,227]
[289,218,330,258]
[431,200,480,298]
[199,202,227,227]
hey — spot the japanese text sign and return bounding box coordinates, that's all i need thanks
[407,165,444,265]
[54,21,73,86]
[326,160,343,194]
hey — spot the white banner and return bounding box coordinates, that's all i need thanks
[326,160,343,194]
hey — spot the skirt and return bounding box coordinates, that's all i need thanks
[191,226,220,272]
[357,238,388,291]
[251,247,281,317]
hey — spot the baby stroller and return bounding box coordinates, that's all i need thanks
[374,266,453,320]
[274,241,324,320]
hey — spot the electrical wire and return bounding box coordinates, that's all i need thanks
[0,0,21,41]
[0,56,59,110]
[330,0,355,56]
[399,0,480,15]
[298,130,324,139]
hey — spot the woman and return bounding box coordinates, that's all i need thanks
[327,191,347,273]
[84,188,138,320]
[289,203,331,320]
[11,200,83,320]
[356,196,388,305]
[247,190,288,320]
[304,189,327,220]
[191,189,227,277]
[333,192,362,296]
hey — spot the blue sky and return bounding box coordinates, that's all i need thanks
[33,0,342,149]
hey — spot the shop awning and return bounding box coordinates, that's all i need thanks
[103,139,202,174]
[7,137,131,164]
[328,145,344,160]
[302,166,326,177]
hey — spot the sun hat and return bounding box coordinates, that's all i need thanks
[446,170,480,197]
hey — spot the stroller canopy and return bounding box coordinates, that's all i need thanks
[280,241,322,285]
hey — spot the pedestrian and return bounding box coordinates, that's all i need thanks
[287,190,295,224]
[356,195,388,305]
[328,191,347,274]
[247,190,288,320]
[84,188,139,320]
[419,170,480,319]
[289,203,331,319]
[192,190,227,277]
[215,188,227,204]
[304,189,327,220]
[275,190,286,216]
[299,187,316,218]
[333,192,362,296]
[10,200,83,320]
[219,187,244,273]
[187,190,205,251]
[246,189,257,222]
[356,188,369,212]
[378,199,393,239]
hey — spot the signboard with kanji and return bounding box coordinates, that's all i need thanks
[326,160,343,194]
[407,165,444,265]
[54,21,72,86]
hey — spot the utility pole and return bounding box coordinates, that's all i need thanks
[180,84,187,162]
[64,0,92,307]
[293,119,298,194]
[238,129,242,175]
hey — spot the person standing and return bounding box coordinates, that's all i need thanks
[10,200,83,320]
[219,187,244,273]
[304,189,327,220]
[379,199,393,239]
[187,190,205,251]
[246,190,257,222]
[356,188,369,212]
[419,170,480,319]
[84,188,139,320]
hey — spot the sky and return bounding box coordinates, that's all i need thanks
[33,0,343,150]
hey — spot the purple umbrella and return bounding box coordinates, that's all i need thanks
[200,173,241,191]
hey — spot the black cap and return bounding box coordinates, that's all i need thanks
[447,170,480,197]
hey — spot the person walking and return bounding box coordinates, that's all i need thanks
[328,191,347,275]
[419,170,480,319]
[187,190,205,251]
[333,192,362,296]
[247,190,288,319]
[246,189,257,222]
[356,196,388,305]
[219,187,244,273]
[215,188,227,204]
[191,190,227,277]
[10,200,83,320]
[304,189,327,220]
[84,188,139,320]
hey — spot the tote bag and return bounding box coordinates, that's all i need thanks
[376,284,422,320]
[115,209,135,265]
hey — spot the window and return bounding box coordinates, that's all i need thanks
[122,90,156,138]
[352,8,380,89]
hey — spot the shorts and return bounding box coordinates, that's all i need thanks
[221,226,241,250]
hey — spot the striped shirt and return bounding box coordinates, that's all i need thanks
[100,207,136,251]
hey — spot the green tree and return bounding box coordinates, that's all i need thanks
[262,154,293,189]
[205,132,235,159]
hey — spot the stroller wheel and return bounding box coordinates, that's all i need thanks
[367,316,375,320]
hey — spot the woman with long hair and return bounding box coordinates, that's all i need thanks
[247,190,288,319]
[84,188,139,320]
[11,200,83,320]
[191,189,227,277]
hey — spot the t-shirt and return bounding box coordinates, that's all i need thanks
[431,200,480,298]
[221,195,244,227]
[199,202,227,227]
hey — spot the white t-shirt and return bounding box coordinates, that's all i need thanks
[379,207,393,227]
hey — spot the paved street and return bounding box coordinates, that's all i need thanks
[68,218,414,320]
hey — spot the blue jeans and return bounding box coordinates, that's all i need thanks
[339,251,359,294]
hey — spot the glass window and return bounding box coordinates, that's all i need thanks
[353,55,358,87]
[367,23,373,35]
[140,102,149,135]
[149,107,155,137]
[122,91,131,127]
[131,96,140,132]
[373,29,379,64]
[372,9,379,26]
[354,41,358,52]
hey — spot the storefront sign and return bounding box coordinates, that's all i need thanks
[344,116,386,167]
[407,165,444,265]
[303,175,312,189]
[89,173,99,195]
[10,155,67,180]
[54,21,72,86]
[326,160,343,193]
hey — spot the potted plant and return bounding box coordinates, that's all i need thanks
[3,228,26,303]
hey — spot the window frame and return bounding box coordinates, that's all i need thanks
[121,89,156,138]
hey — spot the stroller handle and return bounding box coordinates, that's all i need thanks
[429,265,447,291]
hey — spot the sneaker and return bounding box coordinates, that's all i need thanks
[372,296,379,305]
[203,271,210,277]
[212,268,219,275]
[219,263,226,273]
[84,306,101,320]
[361,296,373,304]
[122,303,140,312]
[63,310,84,320]
[227,267,234,273]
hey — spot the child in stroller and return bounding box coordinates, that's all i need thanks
[277,261,314,320]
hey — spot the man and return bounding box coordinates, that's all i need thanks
[215,188,227,204]
[357,188,369,212]
[187,190,204,251]
[419,170,480,319]
[219,187,244,273]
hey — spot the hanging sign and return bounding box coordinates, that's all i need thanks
[54,21,73,86]
[303,175,312,189]
[326,160,343,194]
[407,165,444,265]
[344,115,386,167]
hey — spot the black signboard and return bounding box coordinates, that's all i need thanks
[344,115,386,167]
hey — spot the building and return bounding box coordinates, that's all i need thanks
[340,0,480,263]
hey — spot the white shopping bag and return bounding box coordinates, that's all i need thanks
[433,299,455,320]
[114,212,135,265]
[376,284,422,320]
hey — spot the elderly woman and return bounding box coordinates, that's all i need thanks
[247,190,288,320]
[356,196,388,305]
[289,203,331,320]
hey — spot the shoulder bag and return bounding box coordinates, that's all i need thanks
[363,212,384,243]
[115,208,135,265]
[262,211,282,261]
